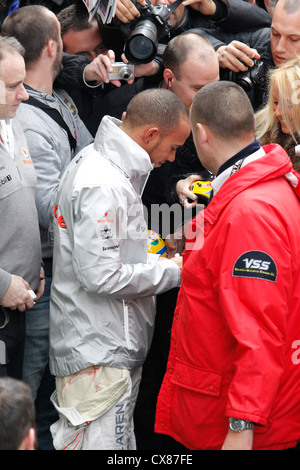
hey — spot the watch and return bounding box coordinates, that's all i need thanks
[229,418,254,432]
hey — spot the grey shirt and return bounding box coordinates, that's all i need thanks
[0,119,42,299]
[16,87,93,260]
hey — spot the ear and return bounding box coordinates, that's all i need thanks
[18,428,36,450]
[195,122,208,146]
[46,39,56,58]
[163,69,175,89]
[144,127,159,144]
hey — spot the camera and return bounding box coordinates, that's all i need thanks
[120,0,173,64]
[107,62,135,80]
[235,59,268,92]
[189,180,213,205]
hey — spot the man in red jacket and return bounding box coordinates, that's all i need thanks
[155,81,300,450]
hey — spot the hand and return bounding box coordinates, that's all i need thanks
[115,0,146,23]
[182,0,217,15]
[121,53,159,78]
[84,50,124,87]
[35,267,45,303]
[165,231,185,258]
[176,174,203,209]
[216,40,260,72]
[222,429,253,450]
[169,254,183,271]
[160,252,183,271]
[0,275,35,312]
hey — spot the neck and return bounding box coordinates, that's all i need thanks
[216,139,259,176]
[24,65,54,95]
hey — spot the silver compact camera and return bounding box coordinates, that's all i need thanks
[108,62,135,81]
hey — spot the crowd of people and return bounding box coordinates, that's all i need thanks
[1,0,300,451]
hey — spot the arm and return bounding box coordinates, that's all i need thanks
[22,127,72,232]
[222,429,254,450]
[217,203,292,430]
[183,0,271,32]
[71,184,181,298]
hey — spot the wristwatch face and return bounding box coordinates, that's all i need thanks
[230,418,243,432]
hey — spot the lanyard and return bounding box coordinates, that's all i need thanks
[230,158,246,176]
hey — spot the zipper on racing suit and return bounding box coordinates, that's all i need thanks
[123,300,132,349]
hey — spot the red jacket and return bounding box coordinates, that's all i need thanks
[155,144,300,450]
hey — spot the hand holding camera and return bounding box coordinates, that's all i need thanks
[84,49,135,87]
[216,40,260,73]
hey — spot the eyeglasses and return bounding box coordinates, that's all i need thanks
[77,42,107,60]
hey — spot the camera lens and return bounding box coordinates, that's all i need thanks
[119,66,132,80]
[236,75,253,92]
[128,35,155,61]
[124,19,158,64]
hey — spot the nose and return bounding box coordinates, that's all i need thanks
[168,150,176,163]
[17,84,29,102]
[275,36,287,53]
[274,102,282,121]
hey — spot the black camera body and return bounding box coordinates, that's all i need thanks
[235,59,268,92]
[122,0,172,64]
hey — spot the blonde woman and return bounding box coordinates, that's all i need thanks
[255,56,300,172]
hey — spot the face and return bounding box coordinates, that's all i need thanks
[0,53,28,119]
[271,3,300,65]
[62,19,107,59]
[167,55,220,110]
[150,0,185,29]
[148,118,190,167]
[272,84,294,134]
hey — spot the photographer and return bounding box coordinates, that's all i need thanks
[190,0,300,110]
[99,0,271,61]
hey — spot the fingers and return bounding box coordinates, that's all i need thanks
[217,41,260,73]
[176,174,203,208]
[8,292,34,312]
[0,275,35,312]
[94,52,115,83]
[180,196,198,209]
[85,51,123,87]
[182,0,217,15]
[115,0,141,23]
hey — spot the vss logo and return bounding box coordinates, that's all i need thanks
[242,258,271,271]
[233,251,277,282]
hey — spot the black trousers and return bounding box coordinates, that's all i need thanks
[0,307,25,379]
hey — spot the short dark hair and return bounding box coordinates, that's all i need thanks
[163,32,216,80]
[124,88,189,132]
[0,377,36,450]
[57,3,91,37]
[1,5,60,68]
[190,81,255,140]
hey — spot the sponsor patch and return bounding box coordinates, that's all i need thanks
[232,250,277,282]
